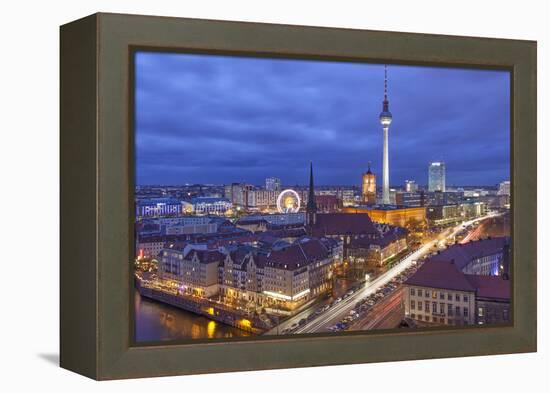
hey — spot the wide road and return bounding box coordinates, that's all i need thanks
[292,212,501,334]
[460,222,484,243]
[263,297,324,335]
[350,289,404,331]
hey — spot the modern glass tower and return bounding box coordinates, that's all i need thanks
[379,65,393,205]
[428,162,446,192]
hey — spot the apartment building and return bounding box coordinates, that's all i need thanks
[403,259,510,326]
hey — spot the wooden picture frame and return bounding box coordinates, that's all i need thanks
[60,12,536,380]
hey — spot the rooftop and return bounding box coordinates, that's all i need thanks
[405,260,476,292]
[184,249,225,264]
[265,238,331,270]
[236,217,269,225]
[429,237,509,270]
[405,259,510,301]
[191,197,231,204]
[349,226,407,249]
[225,237,333,271]
[465,274,510,301]
[136,197,182,206]
[263,227,307,239]
[311,213,378,237]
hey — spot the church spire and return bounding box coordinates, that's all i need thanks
[306,162,317,231]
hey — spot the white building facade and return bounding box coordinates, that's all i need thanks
[428,162,446,192]
[159,248,222,298]
[404,285,476,325]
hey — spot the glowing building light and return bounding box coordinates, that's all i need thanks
[240,319,252,329]
[207,320,216,338]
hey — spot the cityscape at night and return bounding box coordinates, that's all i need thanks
[133,52,511,342]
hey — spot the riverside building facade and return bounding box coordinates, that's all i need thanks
[158,236,343,311]
[219,236,343,310]
[159,247,223,298]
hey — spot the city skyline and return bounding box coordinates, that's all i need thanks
[135,52,510,187]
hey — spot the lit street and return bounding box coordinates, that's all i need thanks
[286,211,502,334]
[349,288,403,331]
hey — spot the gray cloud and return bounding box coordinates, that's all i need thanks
[135,52,510,187]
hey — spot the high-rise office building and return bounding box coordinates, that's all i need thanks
[396,192,422,207]
[265,177,281,192]
[428,162,446,192]
[227,183,254,208]
[405,180,418,193]
[498,180,511,196]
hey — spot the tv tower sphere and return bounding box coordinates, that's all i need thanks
[379,107,393,126]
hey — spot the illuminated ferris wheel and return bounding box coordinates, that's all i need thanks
[276,189,301,213]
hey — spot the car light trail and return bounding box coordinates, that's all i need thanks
[292,212,501,334]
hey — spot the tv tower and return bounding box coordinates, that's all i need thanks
[379,65,393,205]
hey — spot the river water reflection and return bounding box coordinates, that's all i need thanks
[134,289,251,342]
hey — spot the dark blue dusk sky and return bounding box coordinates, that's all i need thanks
[135,52,510,187]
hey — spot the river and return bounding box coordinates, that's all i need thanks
[134,289,251,342]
